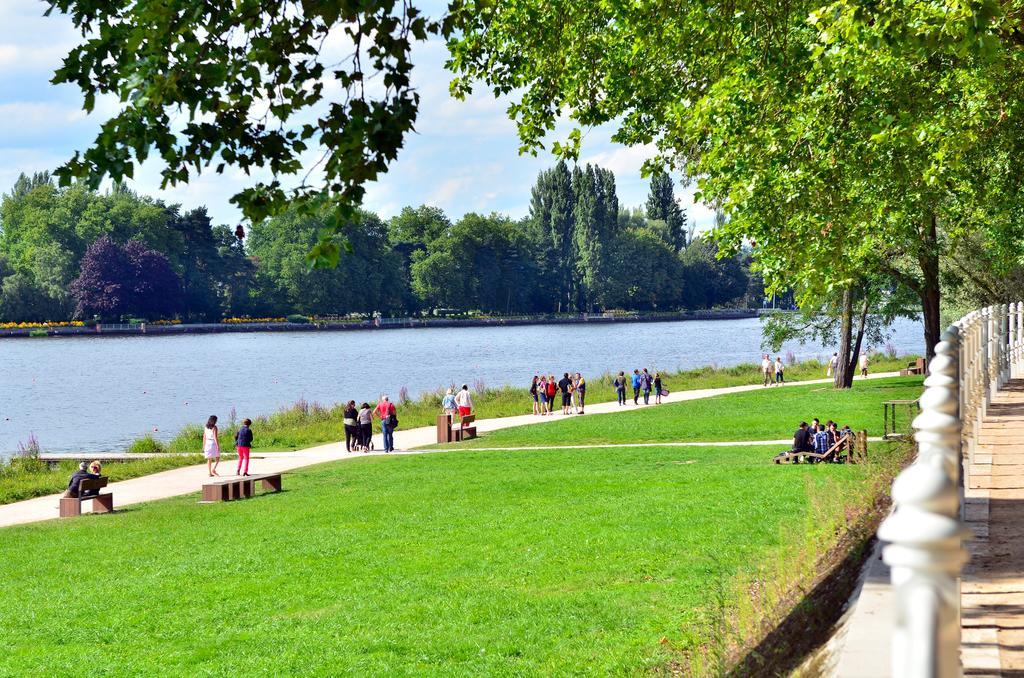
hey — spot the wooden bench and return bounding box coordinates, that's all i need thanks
[900,358,926,376]
[59,477,113,517]
[436,414,478,443]
[201,473,282,503]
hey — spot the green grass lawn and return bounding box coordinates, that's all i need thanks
[0,441,905,676]
[449,376,924,449]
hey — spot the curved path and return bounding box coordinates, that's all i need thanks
[0,371,898,530]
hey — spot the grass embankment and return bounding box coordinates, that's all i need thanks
[0,438,911,675]
[451,376,924,449]
[136,354,918,454]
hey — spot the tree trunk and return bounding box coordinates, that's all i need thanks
[844,294,870,388]
[834,288,854,389]
[919,213,941,364]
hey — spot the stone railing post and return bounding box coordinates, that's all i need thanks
[880,327,970,678]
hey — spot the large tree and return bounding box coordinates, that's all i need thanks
[443,0,1024,361]
[645,174,687,252]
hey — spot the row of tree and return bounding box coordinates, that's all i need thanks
[0,167,755,322]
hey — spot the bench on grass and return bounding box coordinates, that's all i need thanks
[774,430,868,465]
[59,477,113,517]
[201,473,282,503]
[436,414,478,443]
[900,358,926,377]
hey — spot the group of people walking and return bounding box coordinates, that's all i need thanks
[530,373,587,415]
[342,397,399,453]
[616,368,666,406]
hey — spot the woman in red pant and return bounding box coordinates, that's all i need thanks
[235,418,253,476]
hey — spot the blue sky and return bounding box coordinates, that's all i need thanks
[0,1,714,230]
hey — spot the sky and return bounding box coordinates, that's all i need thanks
[0,1,715,230]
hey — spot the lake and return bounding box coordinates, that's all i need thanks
[0,316,924,455]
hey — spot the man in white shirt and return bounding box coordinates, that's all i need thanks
[827,352,838,377]
[761,354,772,387]
[859,353,870,378]
[455,384,474,417]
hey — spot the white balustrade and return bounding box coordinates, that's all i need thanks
[879,301,1024,676]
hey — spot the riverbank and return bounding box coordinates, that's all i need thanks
[0,308,762,338]
[0,363,917,506]
[0,377,918,675]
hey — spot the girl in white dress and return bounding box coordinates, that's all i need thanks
[203,415,221,477]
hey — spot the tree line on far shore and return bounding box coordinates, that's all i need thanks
[0,165,759,323]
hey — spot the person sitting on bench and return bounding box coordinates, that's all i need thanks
[793,422,813,453]
[64,462,100,498]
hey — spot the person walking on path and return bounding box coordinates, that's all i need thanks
[441,388,458,419]
[774,356,785,385]
[203,415,221,477]
[538,376,549,415]
[859,352,870,377]
[654,373,663,404]
[640,368,653,405]
[761,354,773,387]
[375,395,397,453]
[827,352,839,377]
[546,374,558,414]
[530,376,540,415]
[575,373,586,414]
[235,418,254,476]
[558,372,573,414]
[357,402,373,451]
[631,369,642,404]
[614,371,627,406]
[455,384,474,417]
[343,401,359,452]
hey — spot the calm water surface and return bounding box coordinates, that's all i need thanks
[0,317,924,455]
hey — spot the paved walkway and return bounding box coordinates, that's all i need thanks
[0,371,899,530]
[961,378,1024,676]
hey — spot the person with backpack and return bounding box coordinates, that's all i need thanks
[640,368,653,405]
[631,369,642,404]
[558,372,573,414]
[614,371,627,406]
[538,375,549,415]
[529,376,540,415]
[574,373,586,414]
[546,374,558,413]
[375,395,397,453]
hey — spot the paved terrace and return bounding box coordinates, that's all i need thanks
[0,372,898,530]
[962,378,1024,676]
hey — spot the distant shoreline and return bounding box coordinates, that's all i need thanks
[0,308,769,339]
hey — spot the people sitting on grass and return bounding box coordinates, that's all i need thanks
[64,461,100,498]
